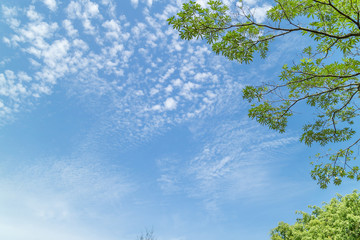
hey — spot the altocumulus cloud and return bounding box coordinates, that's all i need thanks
[1,0,243,144]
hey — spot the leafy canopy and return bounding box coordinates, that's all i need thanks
[168,0,360,188]
[271,191,360,239]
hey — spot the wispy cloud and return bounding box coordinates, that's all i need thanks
[0,154,133,240]
[157,119,299,211]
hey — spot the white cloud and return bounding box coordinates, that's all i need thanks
[1,81,16,99]
[86,1,100,17]
[0,70,31,113]
[67,0,100,19]
[194,72,215,82]
[155,4,178,21]
[150,88,159,95]
[164,97,177,111]
[42,0,57,11]
[19,21,58,42]
[152,104,161,111]
[2,6,20,28]
[2,37,11,45]
[82,18,95,34]
[17,72,32,82]
[147,0,153,7]
[102,19,123,40]
[159,67,175,83]
[195,0,208,7]
[73,38,89,50]
[1,5,17,18]
[165,85,173,93]
[131,0,139,8]
[27,6,43,21]
[63,19,78,37]
[251,4,272,23]
[243,0,258,5]
[131,22,146,38]
[172,79,182,87]
[66,1,82,18]
[102,19,120,31]
[180,82,200,100]
[66,0,101,35]
[43,39,70,67]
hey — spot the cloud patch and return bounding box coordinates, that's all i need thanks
[131,0,139,8]
[164,97,177,111]
[42,0,57,11]
[157,119,298,211]
[0,0,280,149]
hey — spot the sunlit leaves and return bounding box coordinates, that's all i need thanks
[271,191,360,239]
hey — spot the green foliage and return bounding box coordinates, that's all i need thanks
[169,0,360,188]
[271,191,360,239]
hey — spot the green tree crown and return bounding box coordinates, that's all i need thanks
[271,191,360,239]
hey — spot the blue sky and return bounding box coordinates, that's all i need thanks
[0,0,359,239]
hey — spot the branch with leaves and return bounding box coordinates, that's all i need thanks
[169,0,360,188]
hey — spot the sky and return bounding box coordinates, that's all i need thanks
[0,0,359,240]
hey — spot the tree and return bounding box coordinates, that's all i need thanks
[271,191,360,239]
[168,0,360,188]
[137,229,156,240]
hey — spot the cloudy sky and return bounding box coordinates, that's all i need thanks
[0,0,358,240]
